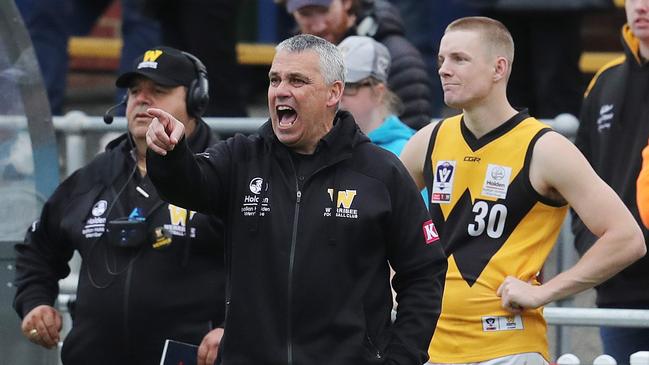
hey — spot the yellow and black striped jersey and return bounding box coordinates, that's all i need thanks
[425,111,568,363]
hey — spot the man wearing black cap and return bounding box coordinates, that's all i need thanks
[13,46,226,364]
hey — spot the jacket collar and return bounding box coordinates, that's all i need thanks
[622,24,645,66]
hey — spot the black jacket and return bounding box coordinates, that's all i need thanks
[148,110,447,364]
[352,0,433,130]
[573,25,649,308]
[13,120,225,364]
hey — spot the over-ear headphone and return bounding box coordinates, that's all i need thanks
[182,51,209,117]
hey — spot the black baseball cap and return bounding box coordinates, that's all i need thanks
[116,46,196,88]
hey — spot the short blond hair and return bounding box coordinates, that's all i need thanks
[445,16,514,66]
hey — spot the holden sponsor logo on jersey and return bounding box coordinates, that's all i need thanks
[482,315,523,332]
[422,220,439,244]
[165,204,197,237]
[432,160,456,204]
[597,104,614,132]
[481,164,512,199]
[137,49,162,69]
[241,177,271,217]
[82,200,108,238]
[324,189,358,219]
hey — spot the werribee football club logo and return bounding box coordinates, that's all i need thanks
[324,189,358,219]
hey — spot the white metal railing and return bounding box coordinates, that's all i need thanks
[9,110,649,358]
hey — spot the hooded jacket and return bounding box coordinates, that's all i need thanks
[367,115,415,157]
[147,110,447,365]
[13,120,225,364]
[573,25,649,308]
[352,0,433,130]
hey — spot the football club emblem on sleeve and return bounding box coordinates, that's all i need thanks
[422,220,440,244]
[432,160,456,204]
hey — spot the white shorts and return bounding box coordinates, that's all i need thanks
[427,352,549,365]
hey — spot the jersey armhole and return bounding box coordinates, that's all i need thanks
[523,128,566,208]
[424,121,443,210]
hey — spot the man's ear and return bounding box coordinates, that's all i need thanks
[493,56,509,82]
[326,80,344,107]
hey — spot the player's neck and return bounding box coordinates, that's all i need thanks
[462,96,517,139]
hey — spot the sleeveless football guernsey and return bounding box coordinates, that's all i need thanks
[426,112,568,363]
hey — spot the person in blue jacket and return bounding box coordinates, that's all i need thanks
[338,35,414,157]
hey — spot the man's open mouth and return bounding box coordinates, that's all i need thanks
[277,105,297,126]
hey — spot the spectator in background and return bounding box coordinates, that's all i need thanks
[15,0,160,115]
[142,0,248,117]
[574,0,649,360]
[338,36,413,156]
[13,46,225,364]
[280,0,434,130]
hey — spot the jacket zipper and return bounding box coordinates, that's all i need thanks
[123,262,134,358]
[287,187,301,365]
[366,334,383,360]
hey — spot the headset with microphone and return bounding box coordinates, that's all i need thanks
[103,96,127,124]
[102,50,210,125]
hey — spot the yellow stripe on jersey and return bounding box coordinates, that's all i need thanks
[427,113,568,363]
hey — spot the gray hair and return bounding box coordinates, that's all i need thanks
[276,34,345,85]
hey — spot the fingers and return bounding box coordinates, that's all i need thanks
[22,305,61,349]
[197,328,223,365]
[145,107,185,155]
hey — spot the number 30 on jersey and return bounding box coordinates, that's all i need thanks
[468,201,508,238]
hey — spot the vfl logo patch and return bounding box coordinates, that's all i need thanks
[482,315,524,332]
[422,220,439,244]
[432,160,456,204]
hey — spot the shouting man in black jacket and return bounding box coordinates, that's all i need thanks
[146,34,447,365]
[14,46,226,364]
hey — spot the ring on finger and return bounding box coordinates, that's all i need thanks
[29,328,38,338]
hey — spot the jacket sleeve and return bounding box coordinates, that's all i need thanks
[384,160,447,364]
[637,142,649,228]
[147,135,231,217]
[13,184,76,319]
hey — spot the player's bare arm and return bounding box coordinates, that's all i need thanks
[498,131,646,312]
[400,122,437,190]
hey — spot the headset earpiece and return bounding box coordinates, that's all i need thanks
[182,51,209,117]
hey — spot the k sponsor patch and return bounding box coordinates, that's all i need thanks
[422,220,440,244]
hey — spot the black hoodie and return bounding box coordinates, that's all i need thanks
[573,25,649,308]
[148,110,447,364]
[13,119,225,364]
